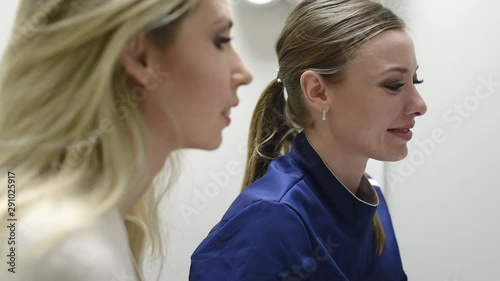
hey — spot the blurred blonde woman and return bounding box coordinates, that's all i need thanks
[0,0,252,280]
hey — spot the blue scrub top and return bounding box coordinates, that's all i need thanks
[190,133,407,281]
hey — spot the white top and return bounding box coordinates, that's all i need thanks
[1,202,139,281]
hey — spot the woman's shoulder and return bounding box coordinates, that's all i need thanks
[5,202,138,281]
[203,198,310,248]
[220,171,307,224]
[190,196,316,280]
[238,155,309,205]
[192,198,311,255]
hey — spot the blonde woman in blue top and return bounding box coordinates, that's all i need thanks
[190,0,427,280]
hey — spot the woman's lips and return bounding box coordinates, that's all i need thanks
[222,108,231,126]
[222,102,238,127]
[388,128,413,141]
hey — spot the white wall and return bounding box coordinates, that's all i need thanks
[1,1,498,281]
[386,1,500,281]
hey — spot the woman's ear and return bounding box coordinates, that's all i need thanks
[300,70,331,114]
[119,35,152,87]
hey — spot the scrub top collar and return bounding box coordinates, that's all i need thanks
[288,132,380,226]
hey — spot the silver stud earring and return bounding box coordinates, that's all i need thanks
[322,109,327,121]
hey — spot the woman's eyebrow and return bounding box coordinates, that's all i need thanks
[213,16,233,28]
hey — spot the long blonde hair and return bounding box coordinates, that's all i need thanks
[243,0,405,256]
[0,0,198,269]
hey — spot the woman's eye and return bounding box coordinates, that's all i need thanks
[385,82,405,92]
[215,36,232,49]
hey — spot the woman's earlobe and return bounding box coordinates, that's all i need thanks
[119,36,149,86]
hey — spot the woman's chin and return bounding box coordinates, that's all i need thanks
[373,148,408,162]
[387,151,408,162]
[197,136,223,151]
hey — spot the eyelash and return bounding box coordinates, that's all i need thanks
[215,36,232,50]
[385,78,424,92]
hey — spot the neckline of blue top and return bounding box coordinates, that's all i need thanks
[286,132,380,224]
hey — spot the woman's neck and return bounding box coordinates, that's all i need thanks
[119,138,173,216]
[304,129,368,194]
